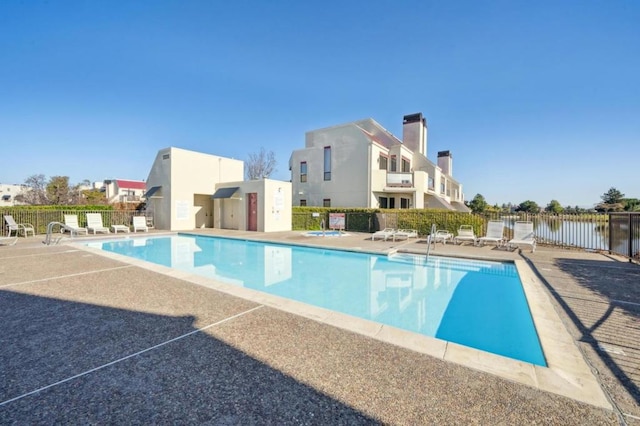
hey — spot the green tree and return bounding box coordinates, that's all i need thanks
[545,200,563,214]
[515,200,540,213]
[467,193,488,213]
[46,176,72,205]
[601,187,624,204]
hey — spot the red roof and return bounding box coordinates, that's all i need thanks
[115,180,146,190]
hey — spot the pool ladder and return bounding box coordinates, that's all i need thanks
[43,221,78,245]
[425,223,437,261]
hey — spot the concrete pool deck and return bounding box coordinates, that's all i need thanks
[0,230,638,424]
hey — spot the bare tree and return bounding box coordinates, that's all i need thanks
[245,148,277,180]
[14,174,48,205]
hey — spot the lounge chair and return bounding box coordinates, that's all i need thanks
[63,214,88,235]
[133,216,149,233]
[393,229,418,241]
[371,228,396,241]
[509,221,536,252]
[111,224,130,234]
[0,235,18,246]
[454,225,477,245]
[477,220,505,247]
[3,215,35,237]
[86,213,110,234]
[431,229,453,244]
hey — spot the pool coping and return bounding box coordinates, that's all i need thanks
[73,233,612,409]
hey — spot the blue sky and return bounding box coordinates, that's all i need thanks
[1,1,638,207]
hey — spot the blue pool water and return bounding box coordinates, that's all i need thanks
[88,235,546,366]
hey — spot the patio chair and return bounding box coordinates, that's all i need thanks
[454,225,477,245]
[477,220,505,247]
[371,228,396,241]
[63,214,88,235]
[393,229,418,241]
[431,229,453,245]
[508,221,536,252]
[86,213,110,234]
[133,216,149,233]
[0,235,18,246]
[4,215,35,237]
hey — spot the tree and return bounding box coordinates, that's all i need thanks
[46,176,72,205]
[14,174,48,205]
[545,200,563,214]
[245,148,277,180]
[601,187,624,204]
[467,193,488,213]
[515,200,540,213]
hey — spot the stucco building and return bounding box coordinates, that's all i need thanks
[145,147,291,232]
[289,113,469,212]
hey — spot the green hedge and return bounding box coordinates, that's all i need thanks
[292,207,482,235]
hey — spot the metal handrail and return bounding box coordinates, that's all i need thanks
[44,221,77,245]
[425,223,437,261]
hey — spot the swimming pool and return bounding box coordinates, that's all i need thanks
[303,230,348,237]
[88,235,546,366]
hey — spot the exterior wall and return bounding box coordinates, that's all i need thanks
[214,179,292,232]
[292,125,370,207]
[0,184,26,206]
[145,147,244,231]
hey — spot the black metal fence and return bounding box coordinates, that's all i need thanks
[1,209,153,236]
[294,210,611,252]
[609,213,640,260]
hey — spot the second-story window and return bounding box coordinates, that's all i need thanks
[300,199,307,206]
[323,198,331,207]
[324,146,331,181]
[390,155,397,172]
[401,157,410,173]
[379,154,388,170]
[300,161,307,182]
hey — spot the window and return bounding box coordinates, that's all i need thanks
[300,199,307,206]
[440,182,445,194]
[323,198,331,207]
[379,197,388,208]
[401,198,410,209]
[389,198,396,209]
[401,157,410,173]
[379,154,388,170]
[324,146,331,180]
[390,155,397,172]
[300,161,307,182]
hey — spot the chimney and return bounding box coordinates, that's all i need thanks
[402,113,427,155]
[438,150,453,176]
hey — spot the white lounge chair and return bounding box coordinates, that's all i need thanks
[133,216,149,233]
[431,229,453,244]
[86,213,110,234]
[454,225,477,245]
[0,235,18,246]
[371,228,396,241]
[4,215,35,237]
[477,220,505,247]
[393,229,418,241]
[63,214,88,235]
[509,221,536,252]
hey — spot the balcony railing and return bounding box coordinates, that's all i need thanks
[386,172,413,187]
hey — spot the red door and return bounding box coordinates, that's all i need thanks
[247,193,258,231]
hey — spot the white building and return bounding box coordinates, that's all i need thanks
[101,179,147,204]
[0,184,27,207]
[145,147,291,232]
[289,113,469,212]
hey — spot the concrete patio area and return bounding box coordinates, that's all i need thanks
[0,230,638,424]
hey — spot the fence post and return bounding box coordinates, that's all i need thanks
[628,214,633,260]
[608,213,613,254]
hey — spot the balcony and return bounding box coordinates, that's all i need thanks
[386,172,413,187]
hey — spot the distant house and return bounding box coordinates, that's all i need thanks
[145,147,291,232]
[102,179,146,204]
[0,183,28,207]
[289,112,470,212]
